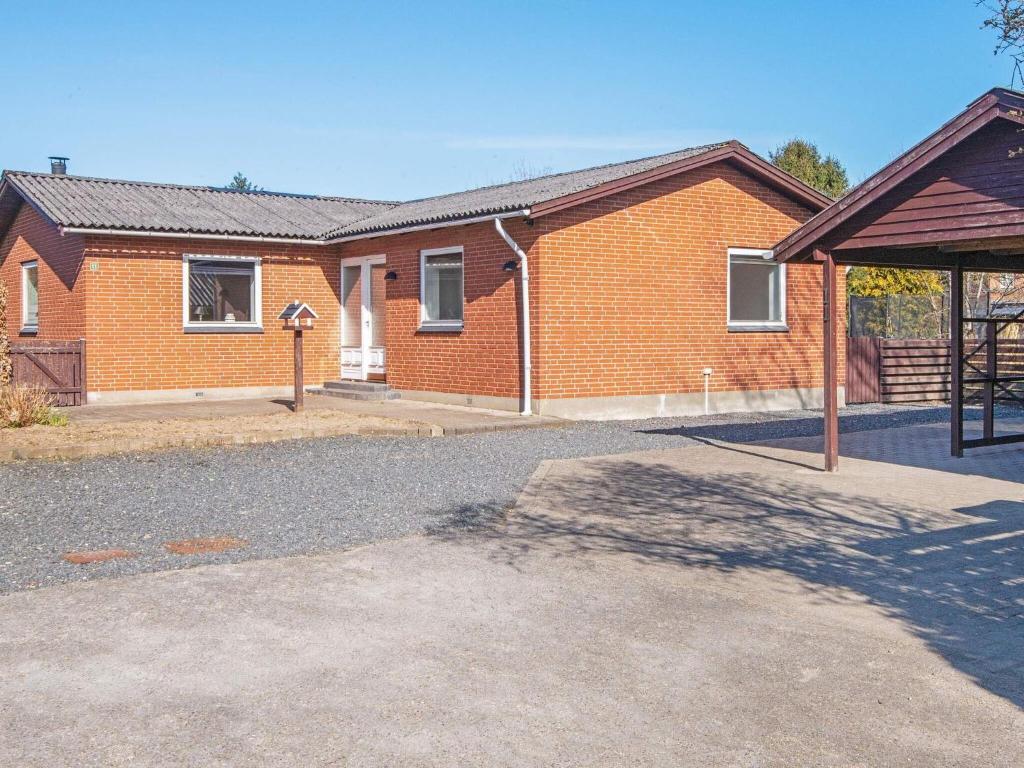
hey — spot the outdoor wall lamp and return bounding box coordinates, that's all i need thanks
[384,270,398,281]
[502,260,518,272]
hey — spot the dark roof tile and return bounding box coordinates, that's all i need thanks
[0,172,397,240]
[1,141,747,242]
[322,142,730,238]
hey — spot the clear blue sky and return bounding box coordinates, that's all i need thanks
[2,1,1011,200]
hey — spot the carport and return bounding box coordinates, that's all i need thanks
[773,87,1024,470]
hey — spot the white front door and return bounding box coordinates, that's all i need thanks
[341,256,386,380]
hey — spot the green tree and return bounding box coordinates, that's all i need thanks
[227,172,261,192]
[847,268,945,297]
[769,139,849,199]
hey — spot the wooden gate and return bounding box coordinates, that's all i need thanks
[10,339,86,406]
[846,338,951,404]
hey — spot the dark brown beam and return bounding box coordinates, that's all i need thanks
[950,265,964,458]
[821,249,839,472]
[984,322,996,441]
[833,248,1024,271]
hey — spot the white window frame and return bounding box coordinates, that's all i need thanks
[21,260,39,332]
[419,246,465,330]
[726,247,788,331]
[182,253,262,332]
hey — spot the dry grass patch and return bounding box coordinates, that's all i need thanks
[1,408,423,461]
[0,385,68,428]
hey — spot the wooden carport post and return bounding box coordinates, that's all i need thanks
[820,249,839,472]
[950,264,964,457]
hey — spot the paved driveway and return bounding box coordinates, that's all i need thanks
[0,404,965,592]
[1,420,1022,766]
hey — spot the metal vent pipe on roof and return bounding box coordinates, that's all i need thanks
[49,156,69,175]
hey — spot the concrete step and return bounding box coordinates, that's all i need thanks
[311,382,401,401]
[323,380,392,394]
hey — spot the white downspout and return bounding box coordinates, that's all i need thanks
[494,217,532,416]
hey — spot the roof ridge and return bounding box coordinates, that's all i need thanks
[1,169,399,206]
[393,141,732,207]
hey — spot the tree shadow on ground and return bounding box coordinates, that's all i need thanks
[639,406,1024,482]
[429,456,1024,709]
[635,406,956,444]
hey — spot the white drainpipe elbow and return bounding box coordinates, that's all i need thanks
[494,217,532,416]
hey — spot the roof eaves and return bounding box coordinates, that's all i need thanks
[322,205,532,242]
[773,89,1009,262]
[528,142,831,220]
[321,142,737,240]
[0,173,64,231]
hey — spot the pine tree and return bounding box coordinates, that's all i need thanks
[227,172,261,192]
[769,139,849,199]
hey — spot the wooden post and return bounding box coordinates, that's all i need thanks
[821,249,839,472]
[79,337,87,407]
[984,320,996,441]
[293,326,304,413]
[950,265,963,457]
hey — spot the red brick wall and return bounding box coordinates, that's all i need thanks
[0,204,86,340]
[340,219,540,399]
[339,163,840,406]
[80,235,342,394]
[531,161,841,400]
[0,162,842,406]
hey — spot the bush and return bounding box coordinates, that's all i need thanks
[0,385,68,428]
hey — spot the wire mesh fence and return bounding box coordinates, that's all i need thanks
[848,295,949,339]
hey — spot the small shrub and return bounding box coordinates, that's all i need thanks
[0,385,68,428]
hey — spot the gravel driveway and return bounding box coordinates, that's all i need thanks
[0,404,955,593]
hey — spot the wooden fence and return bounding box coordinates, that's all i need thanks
[847,336,1024,406]
[9,339,86,406]
[847,338,950,404]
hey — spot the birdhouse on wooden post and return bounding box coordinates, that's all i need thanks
[278,301,318,412]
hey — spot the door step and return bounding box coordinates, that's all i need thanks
[311,381,401,401]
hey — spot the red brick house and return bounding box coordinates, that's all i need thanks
[0,142,841,418]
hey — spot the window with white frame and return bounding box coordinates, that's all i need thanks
[420,247,464,328]
[727,248,786,329]
[183,254,261,330]
[21,261,39,331]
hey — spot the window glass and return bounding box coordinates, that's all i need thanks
[22,262,38,328]
[341,264,362,346]
[422,252,463,323]
[729,253,783,325]
[188,259,255,323]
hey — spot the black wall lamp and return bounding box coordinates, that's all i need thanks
[502,260,518,272]
[384,270,398,281]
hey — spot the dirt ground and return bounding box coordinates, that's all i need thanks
[0,408,416,461]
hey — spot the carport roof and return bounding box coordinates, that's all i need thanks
[773,87,1024,265]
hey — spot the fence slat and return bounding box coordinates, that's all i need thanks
[9,339,85,406]
[849,335,1024,406]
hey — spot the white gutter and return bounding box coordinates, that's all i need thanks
[327,209,530,244]
[59,226,326,246]
[494,217,532,416]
